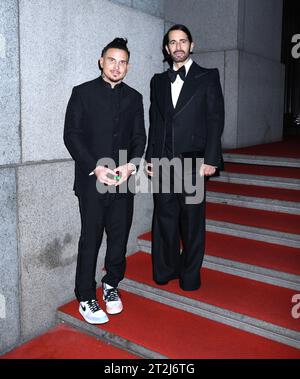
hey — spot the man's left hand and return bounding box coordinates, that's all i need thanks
[199,164,216,177]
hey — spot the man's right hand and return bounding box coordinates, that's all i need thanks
[145,162,153,177]
[94,166,118,185]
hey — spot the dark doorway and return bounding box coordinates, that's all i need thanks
[282,0,300,136]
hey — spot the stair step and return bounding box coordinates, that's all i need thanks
[206,180,300,215]
[125,252,300,335]
[139,231,300,277]
[57,289,300,358]
[207,203,300,235]
[222,162,300,179]
[207,191,300,215]
[57,310,165,359]
[223,154,300,168]
[121,278,300,349]
[211,173,300,190]
[213,157,300,188]
[1,323,139,359]
[224,138,300,160]
[143,204,298,248]
[207,181,300,203]
[206,220,300,248]
[221,162,300,179]
[138,232,300,289]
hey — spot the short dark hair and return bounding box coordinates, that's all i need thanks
[162,24,193,64]
[101,37,130,60]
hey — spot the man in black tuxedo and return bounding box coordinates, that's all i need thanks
[145,25,224,291]
[64,38,146,324]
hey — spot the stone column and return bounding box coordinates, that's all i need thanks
[0,0,21,353]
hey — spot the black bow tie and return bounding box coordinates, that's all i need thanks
[167,66,186,83]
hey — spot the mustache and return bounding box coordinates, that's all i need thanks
[174,50,185,54]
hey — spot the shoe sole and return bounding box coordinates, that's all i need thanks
[106,305,123,315]
[103,293,123,315]
[79,307,109,324]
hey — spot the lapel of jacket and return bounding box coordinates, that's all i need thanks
[173,62,210,118]
[153,63,210,119]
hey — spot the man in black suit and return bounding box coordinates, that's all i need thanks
[64,38,146,324]
[145,25,224,291]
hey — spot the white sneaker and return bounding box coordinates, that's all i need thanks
[79,299,109,324]
[103,283,123,315]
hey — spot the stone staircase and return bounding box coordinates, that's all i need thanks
[4,148,300,359]
[56,151,300,358]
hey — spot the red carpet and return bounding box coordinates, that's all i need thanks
[207,203,300,235]
[1,323,139,359]
[139,231,300,276]
[125,252,300,333]
[207,181,300,202]
[3,139,300,360]
[224,162,300,180]
[58,289,300,359]
[224,137,300,158]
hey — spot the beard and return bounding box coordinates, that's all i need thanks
[107,75,122,82]
[170,50,190,63]
[103,70,126,83]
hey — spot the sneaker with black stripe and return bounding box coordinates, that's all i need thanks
[79,299,109,324]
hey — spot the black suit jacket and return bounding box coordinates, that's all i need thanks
[145,62,224,168]
[64,76,146,197]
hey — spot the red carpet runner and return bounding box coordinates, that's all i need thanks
[224,137,300,158]
[140,231,300,276]
[206,203,300,235]
[224,163,300,179]
[57,289,300,359]
[207,181,300,203]
[125,252,300,332]
[3,138,300,359]
[2,323,139,359]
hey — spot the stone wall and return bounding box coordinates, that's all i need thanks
[0,0,164,354]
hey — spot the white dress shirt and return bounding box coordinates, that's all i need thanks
[170,59,217,169]
[171,58,193,108]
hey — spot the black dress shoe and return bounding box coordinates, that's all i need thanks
[154,274,179,286]
[179,278,201,291]
[155,280,169,285]
[179,272,201,291]
[179,283,201,291]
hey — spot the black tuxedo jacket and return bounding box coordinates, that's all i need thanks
[64,76,146,197]
[145,62,224,168]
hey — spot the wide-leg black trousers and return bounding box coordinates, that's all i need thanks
[151,153,206,291]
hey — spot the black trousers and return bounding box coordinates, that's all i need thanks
[151,150,206,291]
[75,193,134,302]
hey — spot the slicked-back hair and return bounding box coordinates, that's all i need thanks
[162,24,193,65]
[101,37,130,60]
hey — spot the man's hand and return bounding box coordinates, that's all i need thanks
[94,166,117,186]
[199,164,216,177]
[114,163,135,187]
[145,162,153,177]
